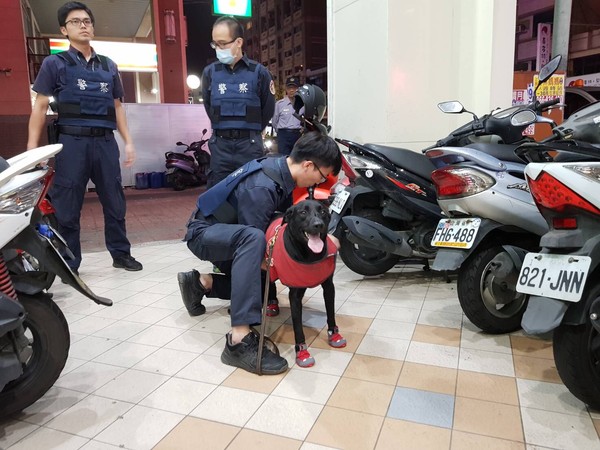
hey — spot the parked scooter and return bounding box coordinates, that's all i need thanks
[516,156,600,409]
[424,59,600,333]
[0,145,111,419]
[165,129,211,191]
[328,56,566,278]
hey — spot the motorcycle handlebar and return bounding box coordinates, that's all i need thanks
[536,98,560,112]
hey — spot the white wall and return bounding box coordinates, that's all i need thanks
[327,0,517,150]
[114,103,211,186]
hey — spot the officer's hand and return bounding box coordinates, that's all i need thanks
[123,143,136,167]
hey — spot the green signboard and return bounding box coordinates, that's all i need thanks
[213,0,252,18]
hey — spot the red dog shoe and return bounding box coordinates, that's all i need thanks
[328,327,347,348]
[295,343,315,368]
[266,298,279,317]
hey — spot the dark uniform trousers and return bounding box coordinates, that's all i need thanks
[186,219,266,327]
[276,129,302,156]
[207,131,264,188]
[50,132,130,269]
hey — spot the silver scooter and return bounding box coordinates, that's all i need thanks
[424,55,600,333]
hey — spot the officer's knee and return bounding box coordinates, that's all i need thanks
[236,227,266,253]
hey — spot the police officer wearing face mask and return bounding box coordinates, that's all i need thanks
[201,16,276,188]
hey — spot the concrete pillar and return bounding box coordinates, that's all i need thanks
[327,0,517,150]
[152,0,188,103]
[551,0,572,72]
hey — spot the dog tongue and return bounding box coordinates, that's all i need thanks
[308,234,324,253]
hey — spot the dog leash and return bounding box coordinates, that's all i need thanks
[256,223,283,375]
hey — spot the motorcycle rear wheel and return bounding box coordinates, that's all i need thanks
[339,209,401,276]
[553,282,600,410]
[0,293,70,419]
[458,245,528,334]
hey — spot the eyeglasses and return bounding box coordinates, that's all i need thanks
[210,38,237,49]
[65,18,93,27]
[312,162,328,184]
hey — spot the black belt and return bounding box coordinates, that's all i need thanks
[216,129,252,139]
[279,128,302,132]
[58,125,113,137]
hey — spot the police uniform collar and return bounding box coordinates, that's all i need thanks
[68,45,99,62]
[274,156,295,195]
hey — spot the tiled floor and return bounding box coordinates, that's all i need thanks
[1,241,600,450]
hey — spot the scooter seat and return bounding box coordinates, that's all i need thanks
[464,143,523,164]
[165,151,195,162]
[364,144,436,180]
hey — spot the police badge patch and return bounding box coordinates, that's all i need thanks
[269,80,275,95]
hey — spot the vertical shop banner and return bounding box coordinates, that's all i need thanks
[536,23,552,71]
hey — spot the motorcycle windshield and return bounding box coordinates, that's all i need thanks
[557,101,600,144]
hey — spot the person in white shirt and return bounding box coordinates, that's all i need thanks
[272,76,303,155]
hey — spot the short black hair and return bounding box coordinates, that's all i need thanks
[290,132,342,176]
[57,1,94,27]
[213,15,244,40]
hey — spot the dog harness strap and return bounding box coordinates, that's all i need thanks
[265,218,337,288]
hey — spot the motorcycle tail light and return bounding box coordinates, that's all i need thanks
[431,166,495,199]
[0,177,45,214]
[552,217,578,229]
[340,152,359,181]
[527,172,600,216]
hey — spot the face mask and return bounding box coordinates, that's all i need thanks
[216,47,235,65]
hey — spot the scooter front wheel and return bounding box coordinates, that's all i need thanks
[0,293,70,419]
[167,171,187,191]
[553,282,600,410]
[458,245,528,333]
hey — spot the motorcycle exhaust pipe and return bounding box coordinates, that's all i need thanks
[342,216,412,256]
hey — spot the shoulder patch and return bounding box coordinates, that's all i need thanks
[269,80,275,95]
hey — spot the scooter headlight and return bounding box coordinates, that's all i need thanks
[0,178,45,214]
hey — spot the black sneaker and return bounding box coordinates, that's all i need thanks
[221,331,288,375]
[112,255,143,271]
[177,269,207,316]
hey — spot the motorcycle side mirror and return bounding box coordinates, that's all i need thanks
[437,101,465,114]
[510,110,537,127]
[176,141,184,146]
[202,129,207,134]
[538,55,562,83]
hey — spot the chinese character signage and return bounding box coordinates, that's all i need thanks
[536,23,552,71]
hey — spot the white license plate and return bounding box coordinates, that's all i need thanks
[431,218,481,249]
[330,190,350,214]
[516,253,592,302]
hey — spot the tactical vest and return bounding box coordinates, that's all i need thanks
[55,51,117,129]
[196,158,284,224]
[208,61,262,131]
[266,217,337,288]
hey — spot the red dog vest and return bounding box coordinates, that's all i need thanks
[265,217,337,288]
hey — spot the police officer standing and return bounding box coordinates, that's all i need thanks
[27,1,142,273]
[272,76,303,156]
[201,15,275,188]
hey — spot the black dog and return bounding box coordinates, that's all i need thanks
[266,199,346,368]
